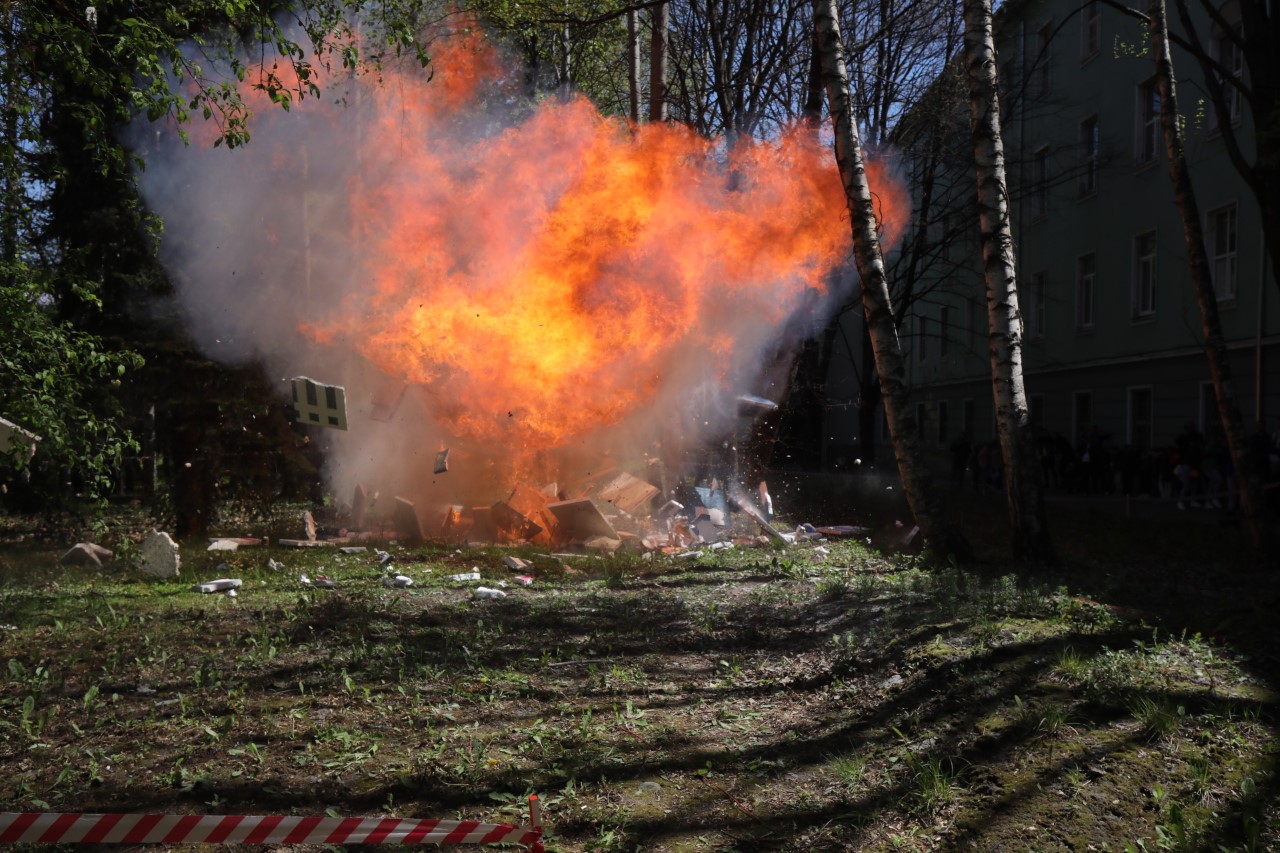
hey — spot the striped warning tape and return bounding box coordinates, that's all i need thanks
[0,798,543,851]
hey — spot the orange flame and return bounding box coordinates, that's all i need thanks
[283,29,909,481]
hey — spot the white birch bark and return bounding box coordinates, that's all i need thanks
[812,0,964,556]
[963,0,1053,564]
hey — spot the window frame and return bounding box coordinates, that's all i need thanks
[1080,0,1101,61]
[1072,390,1093,446]
[1076,252,1096,330]
[1127,385,1154,450]
[1132,230,1158,319]
[1026,270,1047,337]
[1035,21,1053,97]
[1209,22,1244,129]
[1032,145,1051,219]
[1136,78,1161,164]
[1207,202,1238,301]
[1078,115,1099,197]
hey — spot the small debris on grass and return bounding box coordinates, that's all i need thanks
[267,558,286,572]
[473,586,506,600]
[300,573,335,589]
[450,570,482,582]
[193,578,242,594]
[60,542,112,566]
[383,572,413,588]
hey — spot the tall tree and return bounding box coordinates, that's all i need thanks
[0,0,437,506]
[650,0,670,120]
[627,7,642,121]
[846,0,968,466]
[813,0,967,558]
[1148,0,1272,555]
[962,0,1053,565]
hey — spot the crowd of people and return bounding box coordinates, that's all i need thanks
[947,420,1280,511]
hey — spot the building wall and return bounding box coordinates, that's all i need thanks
[823,0,1278,473]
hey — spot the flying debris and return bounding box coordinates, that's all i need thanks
[736,395,779,413]
[290,377,348,430]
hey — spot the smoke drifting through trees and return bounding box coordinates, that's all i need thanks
[130,24,907,507]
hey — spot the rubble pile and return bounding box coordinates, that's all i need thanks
[310,467,791,555]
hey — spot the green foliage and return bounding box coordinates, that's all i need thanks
[0,0,437,506]
[0,266,143,502]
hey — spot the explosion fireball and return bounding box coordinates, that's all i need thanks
[134,24,907,505]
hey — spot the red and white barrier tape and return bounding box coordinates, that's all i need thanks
[0,799,544,852]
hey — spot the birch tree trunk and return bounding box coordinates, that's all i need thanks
[1149,0,1272,556]
[650,1,669,122]
[812,0,966,558]
[962,0,1054,565]
[627,8,641,123]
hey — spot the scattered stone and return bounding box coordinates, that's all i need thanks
[393,496,424,544]
[267,558,286,572]
[339,546,367,555]
[300,573,336,589]
[207,539,240,552]
[473,586,506,600]
[137,531,181,578]
[504,555,532,571]
[351,483,369,531]
[383,573,413,588]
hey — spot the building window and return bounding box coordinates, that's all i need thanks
[919,316,929,360]
[1200,382,1219,435]
[1081,1,1101,60]
[1030,394,1045,427]
[1076,253,1096,330]
[969,296,984,346]
[1208,203,1237,300]
[1027,271,1047,337]
[938,401,950,443]
[939,306,951,355]
[1210,23,1243,129]
[1078,116,1099,196]
[1035,22,1053,97]
[1128,386,1153,450]
[962,399,975,437]
[1132,230,1157,318]
[1032,146,1050,218]
[1073,391,1093,445]
[1137,78,1161,164]
[916,402,928,440]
